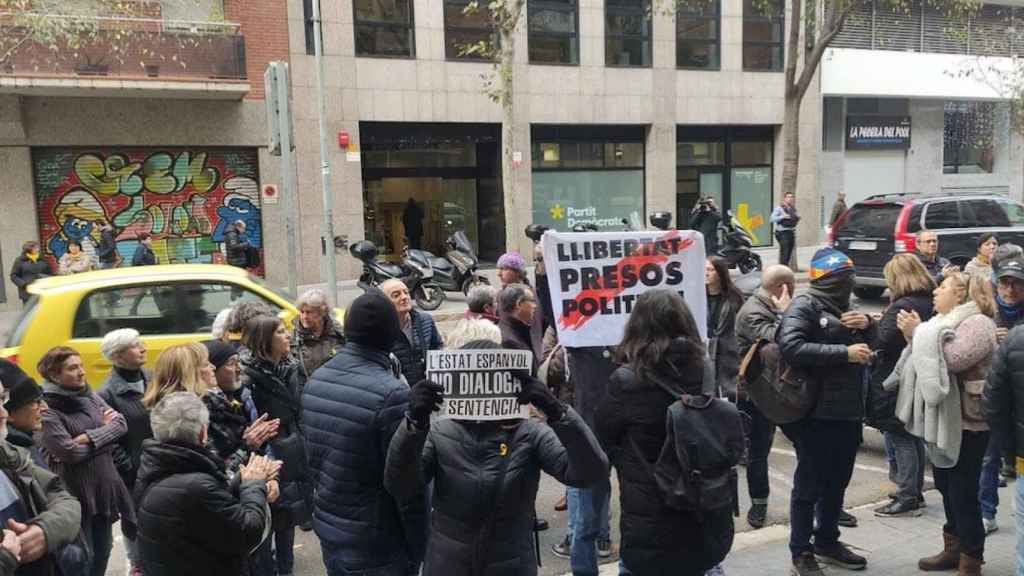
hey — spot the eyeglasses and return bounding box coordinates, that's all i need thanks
[920,239,938,244]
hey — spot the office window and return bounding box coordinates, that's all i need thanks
[606,0,651,67]
[528,0,579,64]
[303,0,323,55]
[677,0,719,69]
[354,0,415,58]
[944,101,995,174]
[743,0,783,71]
[444,0,494,60]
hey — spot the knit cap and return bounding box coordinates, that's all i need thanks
[496,251,526,272]
[202,340,238,371]
[808,247,854,281]
[344,292,402,351]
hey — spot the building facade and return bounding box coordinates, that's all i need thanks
[818,1,1024,227]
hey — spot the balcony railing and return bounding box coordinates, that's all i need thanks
[0,13,246,82]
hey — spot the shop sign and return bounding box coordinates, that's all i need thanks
[532,171,644,231]
[846,115,912,150]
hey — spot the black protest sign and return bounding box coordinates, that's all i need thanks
[426,349,533,421]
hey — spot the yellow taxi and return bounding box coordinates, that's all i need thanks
[1,264,342,387]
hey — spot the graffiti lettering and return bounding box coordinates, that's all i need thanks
[73,151,220,197]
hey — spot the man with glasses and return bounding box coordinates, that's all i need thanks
[498,284,543,371]
[915,230,958,283]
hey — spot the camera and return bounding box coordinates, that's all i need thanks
[524,224,550,243]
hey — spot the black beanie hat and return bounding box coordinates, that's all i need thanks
[1,359,41,412]
[202,340,238,371]
[344,292,402,351]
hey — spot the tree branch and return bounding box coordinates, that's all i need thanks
[784,0,802,98]
[793,0,863,102]
[0,30,34,69]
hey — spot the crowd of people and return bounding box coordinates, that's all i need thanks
[0,221,1023,576]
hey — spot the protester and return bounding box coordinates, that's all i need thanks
[212,308,234,342]
[131,233,157,267]
[915,230,957,282]
[302,292,427,576]
[770,193,800,268]
[734,264,794,528]
[97,328,151,576]
[829,192,847,227]
[134,392,278,576]
[464,284,500,324]
[240,315,310,576]
[498,284,543,370]
[38,346,134,576]
[4,374,48,469]
[984,324,1024,576]
[866,254,936,518]
[141,342,214,409]
[292,288,345,385]
[887,272,996,575]
[595,289,718,575]
[0,369,82,576]
[384,338,608,576]
[226,301,275,345]
[534,243,555,331]
[57,241,92,275]
[96,223,119,269]
[445,318,502,350]
[706,256,742,399]
[225,221,253,269]
[691,197,722,255]
[777,247,875,575]
[496,251,528,287]
[379,279,443,386]
[964,233,998,281]
[9,241,50,305]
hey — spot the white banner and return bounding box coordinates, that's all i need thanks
[541,229,708,347]
[426,349,533,421]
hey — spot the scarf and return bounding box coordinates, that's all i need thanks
[113,366,146,394]
[996,292,1023,326]
[806,271,854,316]
[25,252,38,262]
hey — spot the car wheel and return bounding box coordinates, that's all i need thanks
[853,286,885,300]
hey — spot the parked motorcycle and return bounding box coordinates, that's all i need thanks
[349,240,446,310]
[716,210,762,274]
[408,231,489,296]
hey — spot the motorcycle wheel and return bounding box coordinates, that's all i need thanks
[739,253,762,275]
[461,275,490,296]
[415,284,446,311]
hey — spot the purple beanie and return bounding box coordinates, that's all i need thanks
[497,251,526,271]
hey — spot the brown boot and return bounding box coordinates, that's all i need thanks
[919,532,960,571]
[957,553,982,576]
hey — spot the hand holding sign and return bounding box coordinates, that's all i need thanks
[409,379,445,427]
[516,377,564,422]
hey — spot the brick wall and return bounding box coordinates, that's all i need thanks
[224,0,290,99]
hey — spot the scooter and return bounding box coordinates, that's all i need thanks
[349,240,447,311]
[716,210,762,274]
[407,231,489,296]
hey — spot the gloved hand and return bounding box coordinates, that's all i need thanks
[516,376,564,422]
[408,379,444,428]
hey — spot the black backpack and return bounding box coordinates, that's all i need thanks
[629,375,746,569]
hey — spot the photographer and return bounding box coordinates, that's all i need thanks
[690,197,722,256]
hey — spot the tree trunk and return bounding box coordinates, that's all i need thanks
[781,94,801,199]
[499,26,518,252]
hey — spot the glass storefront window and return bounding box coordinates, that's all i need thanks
[532,170,644,231]
[604,142,644,168]
[731,141,772,165]
[677,141,726,165]
[730,167,772,247]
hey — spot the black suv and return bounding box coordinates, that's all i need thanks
[830,192,1024,299]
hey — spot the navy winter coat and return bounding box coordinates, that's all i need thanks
[391,309,443,385]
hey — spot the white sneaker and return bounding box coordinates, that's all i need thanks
[983,517,999,534]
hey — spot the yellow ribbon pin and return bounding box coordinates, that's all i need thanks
[499,443,509,457]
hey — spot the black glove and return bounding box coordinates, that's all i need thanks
[408,379,444,428]
[516,376,564,422]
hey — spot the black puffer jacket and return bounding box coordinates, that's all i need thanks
[99,367,152,489]
[384,409,608,576]
[224,228,250,268]
[134,439,269,576]
[986,326,1024,462]
[776,293,876,421]
[301,343,427,570]
[595,338,713,575]
[866,292,933,432]
[392,310,443,385]
[9,255,50,302]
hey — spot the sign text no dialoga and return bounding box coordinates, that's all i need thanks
[426,349,533,421]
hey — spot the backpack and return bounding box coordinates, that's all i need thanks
[738,338,817,425]
[629,376,745,570]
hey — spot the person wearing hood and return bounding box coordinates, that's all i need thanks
[776,247,876,576]
[302,292,428,576]
[134,392,278,576]
[893,272,996,576]
[595,289,719,575]
[9,242,50,305]
[292,289,345,386]
[37,346,134,576]
[384,337,608,576]
[0,369,81,576]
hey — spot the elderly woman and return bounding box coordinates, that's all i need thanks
[292,288,345,384]
[142,342,215,409]
[97,328,151,576]
[211,307,234,342]
[58,241,93,275]
[890,272,998,575]
[38,346,134,576]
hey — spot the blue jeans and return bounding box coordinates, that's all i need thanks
[566,488,610,542]
[979,435,1002,520]
[320,540,412,576]
[569,480,611,576]
[883,432,897,483]
[1015,472,1024,576]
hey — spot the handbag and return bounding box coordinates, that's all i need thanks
[537,343,566,386]
[739,339,817,425]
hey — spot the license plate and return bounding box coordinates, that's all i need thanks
[848,241,877,251]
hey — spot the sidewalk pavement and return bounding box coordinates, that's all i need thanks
[583,482,1018,575]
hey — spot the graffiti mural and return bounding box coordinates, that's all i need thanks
[32,148,263,274]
